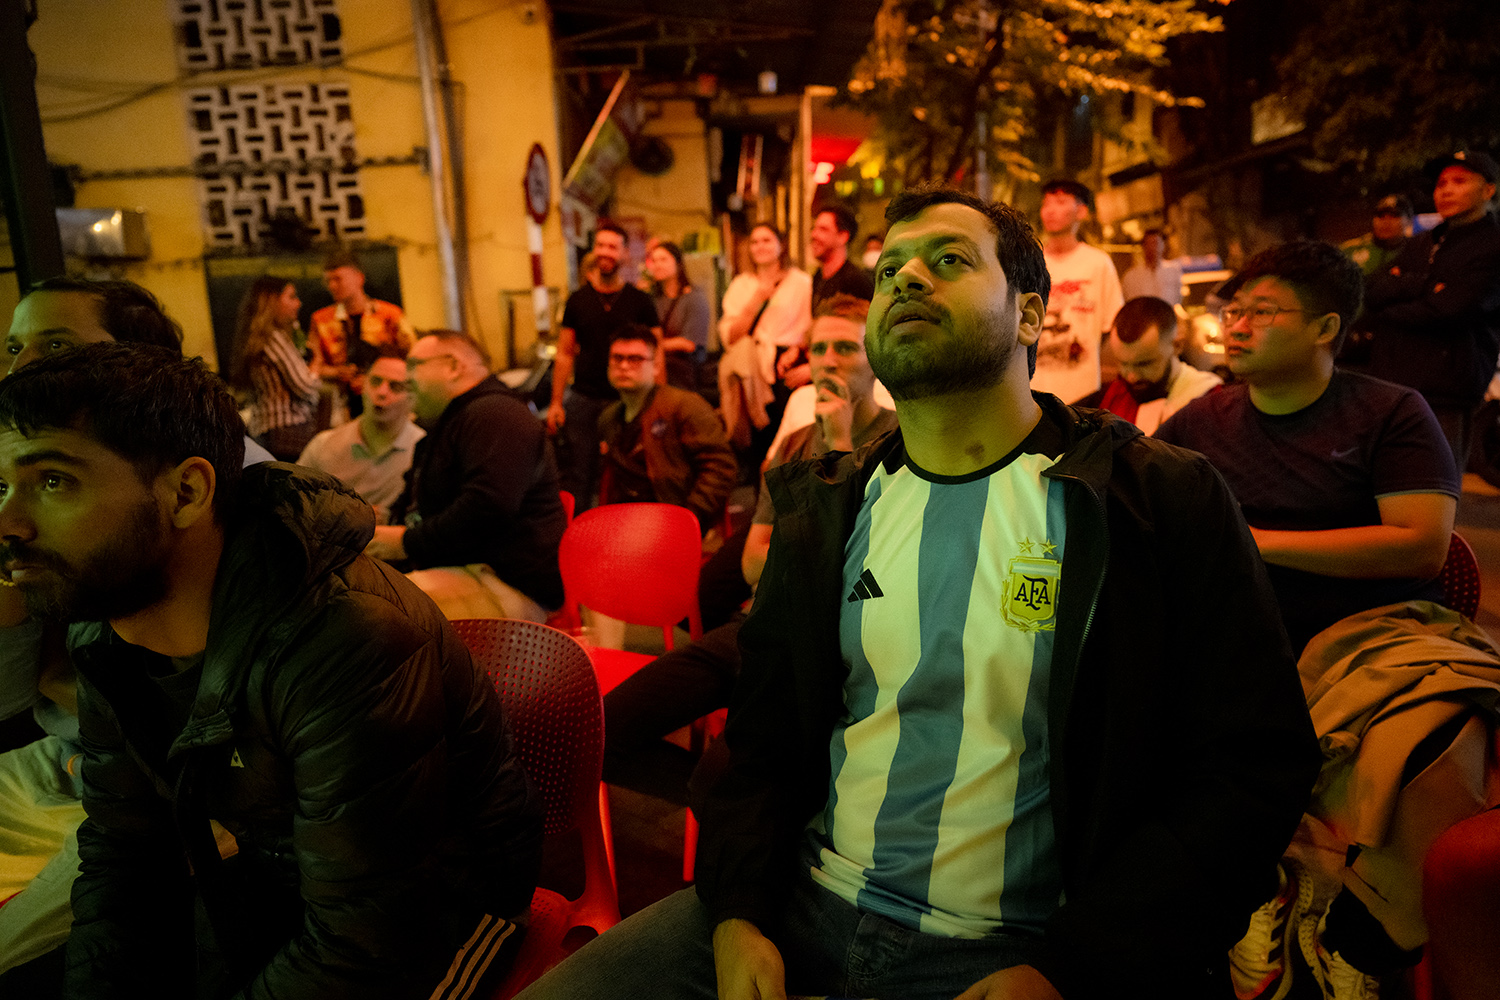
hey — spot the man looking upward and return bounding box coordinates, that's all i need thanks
[514,186,1316,1000]
[0,278,272,986]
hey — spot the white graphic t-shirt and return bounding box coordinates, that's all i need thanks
[1034,243,1124,403]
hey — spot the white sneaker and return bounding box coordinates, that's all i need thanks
[1299,910,1381,1000]
[1228,862,1309,1000]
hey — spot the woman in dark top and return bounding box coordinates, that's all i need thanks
[644,241,710,390]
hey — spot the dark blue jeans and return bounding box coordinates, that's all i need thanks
[514,861,1042,1000]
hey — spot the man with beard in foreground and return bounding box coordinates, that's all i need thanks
[0,344,540,1000]
[515,186,1318,1000]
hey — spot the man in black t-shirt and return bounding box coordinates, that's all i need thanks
[809,203,874,312]
[1157,241,1459,654]
[547,222,661,505]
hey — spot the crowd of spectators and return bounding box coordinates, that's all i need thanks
[1,153,1499,1000]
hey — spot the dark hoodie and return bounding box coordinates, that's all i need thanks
[65,463,541,999]
[393,375,565,610]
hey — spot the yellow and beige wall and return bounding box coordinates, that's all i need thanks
[28,0,569,367]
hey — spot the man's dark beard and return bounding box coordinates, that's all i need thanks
[1,498,171,622]
[1123,369,1172,403]
[867,298,1014,401]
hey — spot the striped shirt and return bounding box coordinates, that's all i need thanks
[248,328,321,437]
[810,418,1067,938]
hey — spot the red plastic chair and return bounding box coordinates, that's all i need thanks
[557,502,704,695]
[558,490,575,526]
[1438,532,1482,620]
[557,502,708,879]
[450,618,620,999]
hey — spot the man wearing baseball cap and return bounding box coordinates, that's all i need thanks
[1342,193,1415,277]
[1355,150,1500,470]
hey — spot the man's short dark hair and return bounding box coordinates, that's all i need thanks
[322,246,363,273]
[595,220,628,245]
[1041,179,1094,210]
[0,344,245,520]
[360,344,409,374]
[1230,240,1365,354]
[885,184,1050,377]
[608,323,658,351]
[1142,228,1164,243]
[1114,296,1178,345]
[816,203,858,240]
[813,292,870,324]
[27,277,183,352]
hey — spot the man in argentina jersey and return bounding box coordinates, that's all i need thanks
[811,427,1070,940]
[514,188,1318,1000]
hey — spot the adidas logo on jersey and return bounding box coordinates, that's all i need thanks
[846,568,884,602]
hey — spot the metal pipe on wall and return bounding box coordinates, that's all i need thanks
[410,0,468,330]
[0,0,64,288]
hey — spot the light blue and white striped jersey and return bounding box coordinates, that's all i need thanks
[810,421,1067,939]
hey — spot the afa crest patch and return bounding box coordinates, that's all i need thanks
[1003,538,1060,633]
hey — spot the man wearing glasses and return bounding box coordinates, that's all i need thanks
[366,329,566,621]
[1158,246,1486,1000]
[597,324,735,532]
[1158,240,1458,656]
[296,349,425,519]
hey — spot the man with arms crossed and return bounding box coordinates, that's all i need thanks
[517,187,1317,1000]
[0,345,540,999]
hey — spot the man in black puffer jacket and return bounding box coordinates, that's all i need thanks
[0,344,540,1000]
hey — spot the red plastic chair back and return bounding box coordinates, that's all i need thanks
[450,618,619,995]
[451,619,603,838]
[558,503,703,640]
[1438,532,1482,620]
[558,490,575,526]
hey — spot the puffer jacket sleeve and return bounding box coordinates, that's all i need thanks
[66,667,199,1000]
[236,595,538,999]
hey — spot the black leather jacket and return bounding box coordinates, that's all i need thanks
[67,464,541,999]
[696,395,1320,999]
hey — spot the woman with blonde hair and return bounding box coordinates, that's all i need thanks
[231,276,322,459]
